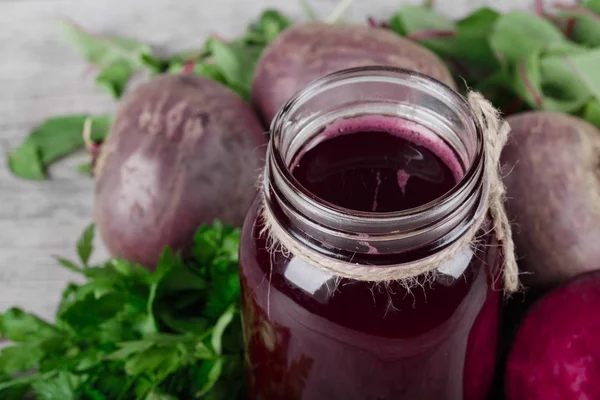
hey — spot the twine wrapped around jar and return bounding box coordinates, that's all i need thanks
[260,91,520,293]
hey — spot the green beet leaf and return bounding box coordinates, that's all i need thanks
[208,38,262,101]
[539,54,593,112]
[7,115,111,180]
[60,20,151,98]
[59,20,150,68]
[556,1,600,47]
[389,5,456,55]
[489,11,572,65]
[6,143,44,181]
[557,49,600,101]
[585,0,600,12]
[246,9,293,44]
[390,6,500,81]
[583,99,600,128]
[96,59,134,99]
[511,51,544,109]
[390,4,454,35]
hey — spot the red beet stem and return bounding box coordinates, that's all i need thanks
[534,0,546,16]
[407,30,455,41]
[367,17,391,29]
[182,60,195,74]
[565,17,578,38]
[518,62,543,108]
[211,33,229,44]
[554,2,600,20]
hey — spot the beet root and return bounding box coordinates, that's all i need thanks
[252,22,456,125]
[95,74,266,268]
[505,270,600,400]
[501,111,600,289]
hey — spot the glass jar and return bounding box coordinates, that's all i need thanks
[239,67,502,400]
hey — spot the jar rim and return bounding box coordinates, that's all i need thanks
[268,66,484,224]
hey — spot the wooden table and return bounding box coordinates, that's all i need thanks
[0,0,537,322]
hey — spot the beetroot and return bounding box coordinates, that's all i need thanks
[95,74,266,268]
[505,270,600,400]
[501,112,600,288]
[252,22,456,124]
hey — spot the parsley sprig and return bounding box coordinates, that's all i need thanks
[0,221,244,400]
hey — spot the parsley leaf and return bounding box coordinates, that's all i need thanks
[0,309,57,343]
[31,371,85,400]
[0,344,45,375]
[77,223,95,266]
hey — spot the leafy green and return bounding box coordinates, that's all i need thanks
[555,1,600,47]
[60,20,151,99]
[389,6,500,82]
[7,115,111,180]
[0,309,57,343]
[163,9,291,100]
[389,4,600,126]
[0,221,244,399]
[583,99,600,128]
[489,11,573,64]
[0,344,45,375]
[31,371,84,400]
[77,223,95,266]
[95,60,134,99]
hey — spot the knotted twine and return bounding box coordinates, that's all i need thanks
[260,92,520,293]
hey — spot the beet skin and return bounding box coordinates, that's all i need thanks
[501,111,600,288]
[252,22,456,125]
[95,74,266,268]
[505,270,600,400]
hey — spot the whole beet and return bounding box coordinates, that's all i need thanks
[501,111,600,288]
[252,22,456,124]
[505,270,600,400]
[95,74,266,268]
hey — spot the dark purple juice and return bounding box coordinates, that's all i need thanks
[292,116,461,212]
[239,116,501,400]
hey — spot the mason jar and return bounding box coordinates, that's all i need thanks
[239,66,502,400]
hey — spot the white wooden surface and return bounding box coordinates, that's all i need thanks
[0,0,541,322]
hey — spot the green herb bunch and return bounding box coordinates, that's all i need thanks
[0,222,244,400]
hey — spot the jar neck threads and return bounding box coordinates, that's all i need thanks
[263,67,485,264]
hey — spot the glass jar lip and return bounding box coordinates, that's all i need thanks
[270,65,484,222]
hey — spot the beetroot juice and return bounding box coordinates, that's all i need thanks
[239,67,502,400]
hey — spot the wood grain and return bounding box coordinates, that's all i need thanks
[0,0,540,322]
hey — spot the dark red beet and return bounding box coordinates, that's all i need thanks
[505,270,600,400]
[95,74,266,268]
[252,22,456,125]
